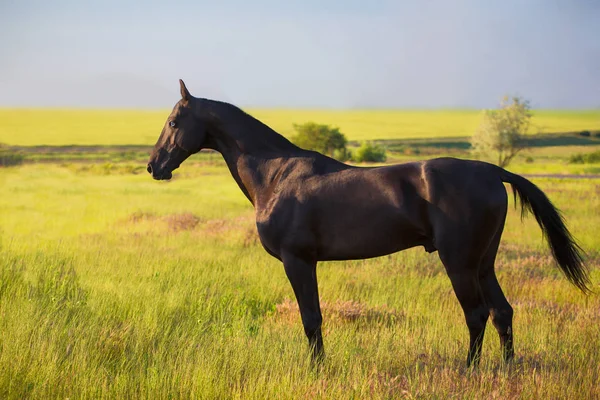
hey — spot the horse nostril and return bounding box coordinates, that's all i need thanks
[147,164,153,174]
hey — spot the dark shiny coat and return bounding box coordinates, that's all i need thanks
[148,80,590,366]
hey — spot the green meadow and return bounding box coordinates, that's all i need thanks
[1,109,599,398]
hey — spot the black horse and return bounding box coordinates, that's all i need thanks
[147,80,591,366]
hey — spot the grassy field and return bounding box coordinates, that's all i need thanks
[1,108,599,398]
[1,161,599,399]
[1,108,599,145]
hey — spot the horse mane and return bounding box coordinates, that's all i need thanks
[201,99,301,154]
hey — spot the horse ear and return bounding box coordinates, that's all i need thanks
[179,79,191,101]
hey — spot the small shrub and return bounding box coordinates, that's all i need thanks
[332,148,351,162]
[0,144,25,167]
[569,154,584,164]
[568,150,600,164]
[352,141,387,163]
[579,130,591,137]
[525,156,534,163]
[395,145,407,154]
[585,151,600,163]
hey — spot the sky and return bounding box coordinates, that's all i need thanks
[0,0,599,109]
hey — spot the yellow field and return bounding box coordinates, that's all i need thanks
[1,108,598,146]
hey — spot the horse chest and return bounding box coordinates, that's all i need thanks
[254,200,315,258]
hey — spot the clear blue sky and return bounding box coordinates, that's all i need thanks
[1,0,598,109]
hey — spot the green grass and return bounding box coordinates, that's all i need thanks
[1,163,599,398]
[1,107,599,397]
[1,108,598,145]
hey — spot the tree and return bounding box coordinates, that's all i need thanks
[471,96,532,168]
[291,122,350,160]
[352,141,387,163]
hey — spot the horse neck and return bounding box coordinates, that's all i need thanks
[198,99,301,206]
[202,99,299,154]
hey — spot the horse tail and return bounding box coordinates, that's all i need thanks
[498,168,592,294]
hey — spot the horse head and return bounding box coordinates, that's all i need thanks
[147,80,208,180]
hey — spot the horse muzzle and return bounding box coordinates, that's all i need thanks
[147,162,173,180]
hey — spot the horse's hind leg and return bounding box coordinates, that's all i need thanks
[478,228,515,363]
[436,234,490,367]
[481,272,514,362]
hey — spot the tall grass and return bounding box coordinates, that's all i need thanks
[1,164,598,398]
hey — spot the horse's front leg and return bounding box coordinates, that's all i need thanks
[281,251,324,362]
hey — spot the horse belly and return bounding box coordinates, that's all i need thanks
[316,211,425,261]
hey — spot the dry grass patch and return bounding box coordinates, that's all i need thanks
[127,211,202,232]
[123,212,261,247]
[200,215,259,246]
[163,213,202,232]
[128,211,157,223]
[274,298,404,326]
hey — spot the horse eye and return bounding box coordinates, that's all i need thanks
[169,121,176,128]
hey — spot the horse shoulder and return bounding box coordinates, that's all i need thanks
[255,166,321,258]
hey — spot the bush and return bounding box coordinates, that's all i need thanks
[569,154,584,164]
[579,130,591,137]
[332,148,352,162]
[352,141,387,163]
[569,150,600,164]
[582,151,600,163]
[0,144,25,167]
[291,122,349,161]
[405,146,420,156]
